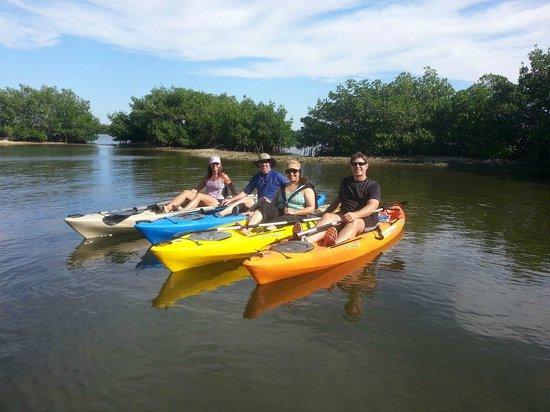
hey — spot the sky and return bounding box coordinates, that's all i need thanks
[0,0,548,128]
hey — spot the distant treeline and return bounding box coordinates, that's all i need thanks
[1,48,547,163]
[108,88,294,152]
[298,48,549,164]
[0,85,100,143]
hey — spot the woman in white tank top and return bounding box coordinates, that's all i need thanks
[162,155,236,212]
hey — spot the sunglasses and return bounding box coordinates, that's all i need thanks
[258,161,271,165]
[350,161,367,167]
[285,169,300,174]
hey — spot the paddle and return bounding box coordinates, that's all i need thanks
[384,200,407,209]
[293,201,407,238]
[100,200,170,216]
[218,215,321,231]
[294,221,342,238]
[102,201,173,225]
[107,201,225,220]
[171,204,225,218]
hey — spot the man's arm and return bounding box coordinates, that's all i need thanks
[325,198,341,214]
[343,198,380,222]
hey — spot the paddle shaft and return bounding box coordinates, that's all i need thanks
[219,215,321,231]
[295,206,393,237]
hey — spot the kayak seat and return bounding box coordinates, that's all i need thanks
[102,213,135,226]
[188,231,232,241]
[169,214,206,223]
[271,240,314,254]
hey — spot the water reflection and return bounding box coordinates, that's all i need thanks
[244,234,404,319]
[67,234,151,267]
[152,260,249,309]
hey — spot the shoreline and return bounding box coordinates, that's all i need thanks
[144,146,526,168]
[0,139,527,168]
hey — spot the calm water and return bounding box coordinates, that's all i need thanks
[1,144,549,410]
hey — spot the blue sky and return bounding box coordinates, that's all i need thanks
[1,0,548,128]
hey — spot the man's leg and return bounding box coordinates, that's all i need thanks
[303,213,341,244]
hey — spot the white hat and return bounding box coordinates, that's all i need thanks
[209,155,221,164]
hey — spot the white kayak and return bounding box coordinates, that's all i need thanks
[65,201,221,239]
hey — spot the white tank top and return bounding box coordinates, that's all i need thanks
[205,178,226,200]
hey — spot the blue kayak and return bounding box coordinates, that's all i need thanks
[135,212,245,245]
[135,194,326,245]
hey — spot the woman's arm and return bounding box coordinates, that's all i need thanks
[222,173,237,196]
[194,177,206,192]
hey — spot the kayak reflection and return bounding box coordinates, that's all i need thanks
[67,234,151,268]
[152,260,249,309]
[135,249,163,269]
[243,232,403,319]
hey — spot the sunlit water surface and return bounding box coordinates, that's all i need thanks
[1,144,549,410]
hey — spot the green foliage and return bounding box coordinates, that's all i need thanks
[108,87,294,152]
[0,85,100,143]
[517,48,550,164]
[299,48,550,164]
[96,123,111,134]
[299,68,454,156]
[440,74,522,158]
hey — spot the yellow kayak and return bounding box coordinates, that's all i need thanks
[151,220,318,272]
[152,260,249,309]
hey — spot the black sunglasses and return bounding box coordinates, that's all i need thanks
[285,169,300,174]
[350,161,367,166]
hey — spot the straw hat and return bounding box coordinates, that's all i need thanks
[252,153,276,167]
[285,160,301,171]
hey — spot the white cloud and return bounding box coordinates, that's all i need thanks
[1,0,549,81]
[0,13,58,48]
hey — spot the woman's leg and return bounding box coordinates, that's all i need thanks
[247,210,264,226]
[163,189,197,212]
[181,193,219,211]
[217,195,257,217]
[239,210,264,234]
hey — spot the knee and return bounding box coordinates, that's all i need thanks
[243,197,255,208]
[350,220,364,233]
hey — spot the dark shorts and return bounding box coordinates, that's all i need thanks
[250,198,281,223]
[336,212,378,232]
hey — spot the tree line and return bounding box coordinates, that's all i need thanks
[108,88,294,152]
[0,48,547,164]
[298,47,549,164]
[0,85,101,143]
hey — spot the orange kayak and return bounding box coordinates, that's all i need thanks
[243,233,402,318]
[244,206,405,284]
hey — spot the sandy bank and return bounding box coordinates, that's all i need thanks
[0,139,519,168]
[158,147,516,168]
[0,139,70,146]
